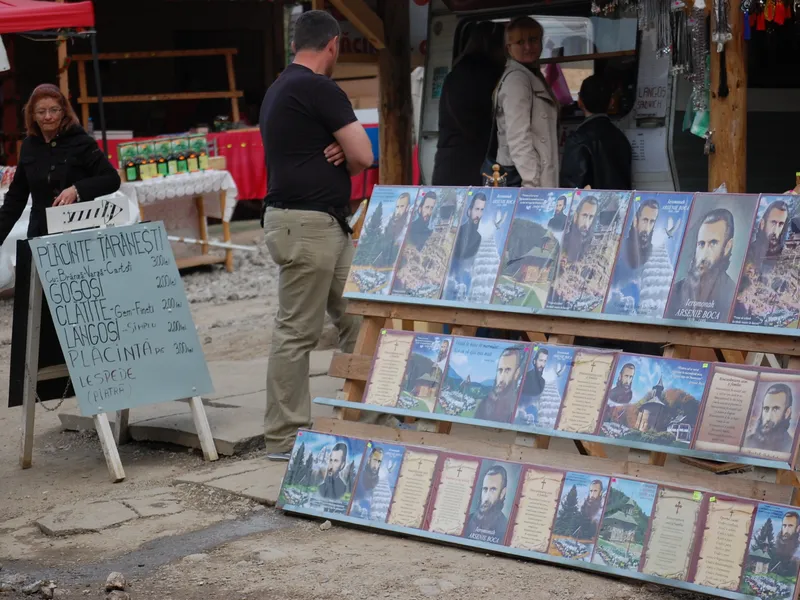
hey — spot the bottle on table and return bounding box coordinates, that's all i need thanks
[155,139,170,177]
[172,137,190,174]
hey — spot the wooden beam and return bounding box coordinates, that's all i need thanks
[329,0,386,50]
[341,316,385,420]
[709,8,747,192]
[345,300,800,356]
[77,59,89,128]
[376,0,411,185]
[225,53,241,123]
[539,50,636,66]
[338,53,379,64]
[314,418,794,503]
[71,48,238,61]
[78,91,244,104]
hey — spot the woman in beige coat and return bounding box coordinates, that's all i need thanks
[495,16,560,188]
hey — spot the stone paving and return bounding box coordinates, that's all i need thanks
[57,351,340,456]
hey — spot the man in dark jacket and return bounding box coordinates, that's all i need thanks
[559,75,632,191]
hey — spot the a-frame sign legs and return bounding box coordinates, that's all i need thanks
[19,267,127,481]
[94,413,126,482]
[20,267,42,469]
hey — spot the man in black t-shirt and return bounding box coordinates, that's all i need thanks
[260,10,374,460]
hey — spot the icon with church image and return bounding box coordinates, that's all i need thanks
[740,503,800,600]
[598,354,710,448]
[592,478,657,572]
[546,190,632,314]
[391,187,467,299]
[731,194,800,329]
[397,334,452,412]
[490,188,574,308]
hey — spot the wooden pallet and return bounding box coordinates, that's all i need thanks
[325,299,800,504]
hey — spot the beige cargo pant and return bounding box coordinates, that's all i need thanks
[263,207,360,453]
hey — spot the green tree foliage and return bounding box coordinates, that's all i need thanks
[285,442,305,485]
[554,485,582,536]
[752,518,775,555]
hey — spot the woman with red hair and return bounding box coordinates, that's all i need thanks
[0,84,120,243]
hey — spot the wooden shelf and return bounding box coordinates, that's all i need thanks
[71,48,238,61]
[73,47,241,124]
[78,91,243,104]
[539,49,637,65]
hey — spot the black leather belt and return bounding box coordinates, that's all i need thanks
[262,200,353,235]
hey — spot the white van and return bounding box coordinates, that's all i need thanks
[418,0,800,194]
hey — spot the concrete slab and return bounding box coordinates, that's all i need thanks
[174,458,266,484]
[130,406,264,456]
[36,500,138,537]
[58,401,190,431]
[122,494,184,518]
[175,460,287,506]
[204,351,332,402]
[57,356,343,456]
[310,350,335,377]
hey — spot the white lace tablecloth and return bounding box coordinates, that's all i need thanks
[119,169,238,223]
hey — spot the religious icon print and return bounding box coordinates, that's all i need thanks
[548,472,610,562]
[346,186,418,295]
[490,188,574,308]
[546,190,632,314]
[278,430,367,515]
[731,194,800,329]
[591,478,658,572]
[443,188,517,304]
[349,441,405,523]
[604,192,693,317]
[664,193,760,324]
[598,354,710,449]
[435,337,528,423]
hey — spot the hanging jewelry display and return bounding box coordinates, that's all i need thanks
[670,9,693,73]
[713,0,733,49]
[688,7,709,111]
[638,0,660,30]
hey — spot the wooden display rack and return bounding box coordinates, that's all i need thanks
[72,48,243,128]
[323,299,800,505]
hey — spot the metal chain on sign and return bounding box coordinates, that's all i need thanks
[25,364,72,412]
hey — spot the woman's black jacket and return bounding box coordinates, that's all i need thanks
[0,125,121,244]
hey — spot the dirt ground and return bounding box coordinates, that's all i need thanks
[0,224,699,600]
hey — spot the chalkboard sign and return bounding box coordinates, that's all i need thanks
[29,222,214,416]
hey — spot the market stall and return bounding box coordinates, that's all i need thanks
[0,0,102,291]
[100,125,419,204]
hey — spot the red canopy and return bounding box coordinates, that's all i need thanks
[0,0,95,35]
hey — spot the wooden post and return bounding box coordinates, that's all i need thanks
[220,190,234,272]
[114,409,131,445]
[376,0,412,186]
[20,268,43,469]
[56,0,69,97]
[195,196,209,255]
[77,59,90,128]
[94,413,126,482]
[708,7,747,193]
[225,52,241,124]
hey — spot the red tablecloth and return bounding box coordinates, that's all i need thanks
[104,128,420,203]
